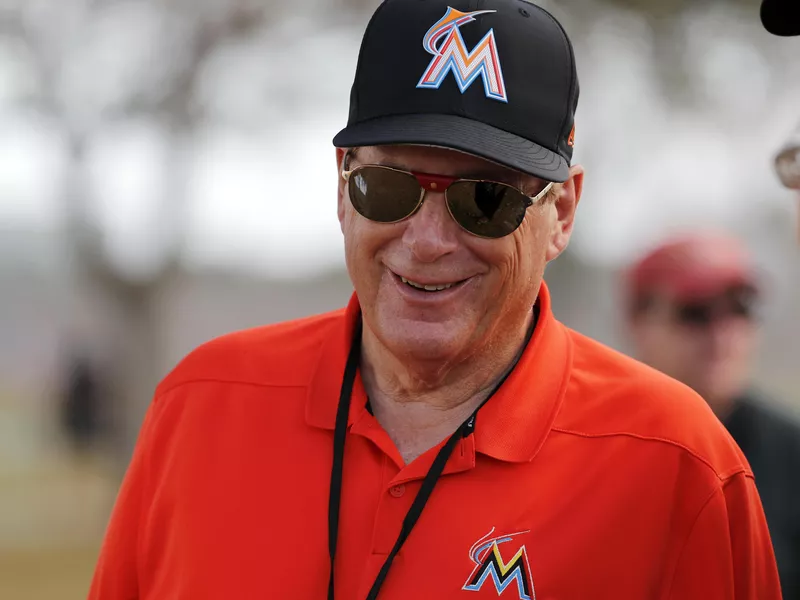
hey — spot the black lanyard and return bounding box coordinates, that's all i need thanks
[327,313,533,600]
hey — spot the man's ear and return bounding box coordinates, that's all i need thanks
[545,164,584,262]
[336,148,347,173]
[336,148,347,229]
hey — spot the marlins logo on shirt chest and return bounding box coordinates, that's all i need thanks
[417,7,508,103]
[463,528,535,599]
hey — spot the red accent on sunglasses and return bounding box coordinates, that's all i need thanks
[412,172,458,192]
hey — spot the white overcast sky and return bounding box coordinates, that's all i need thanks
[0,4,799,280]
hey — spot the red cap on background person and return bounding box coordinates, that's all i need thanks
[627,232,759,313]
[625,232,761,418]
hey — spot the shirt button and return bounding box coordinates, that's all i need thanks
[389,485,405,498]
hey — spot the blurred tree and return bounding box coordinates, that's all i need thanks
[6,0,271,463]
[603,0,757,14]
[588,0,763,105]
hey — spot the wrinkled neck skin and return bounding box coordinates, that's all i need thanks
[359,310,533,464]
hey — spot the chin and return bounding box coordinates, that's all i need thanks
[378,319,469,362]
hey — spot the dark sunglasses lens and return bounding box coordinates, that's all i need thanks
[348,167,421,223]
[676,303,714,326]
[446,181,529,238]
[676,295,755,326]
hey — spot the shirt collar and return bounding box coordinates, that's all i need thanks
[305,282,573,463]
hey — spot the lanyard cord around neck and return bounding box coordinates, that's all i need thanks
[327,312,533,600]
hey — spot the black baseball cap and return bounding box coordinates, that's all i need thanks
[333,0,579,182]
[761,0,800,36]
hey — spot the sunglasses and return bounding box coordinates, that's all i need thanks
[775,126,800,190]
[775,144,800,190]
[673,289,757,327]
[341,164,554,239]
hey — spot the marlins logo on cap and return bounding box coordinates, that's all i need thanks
[417,7,508,103]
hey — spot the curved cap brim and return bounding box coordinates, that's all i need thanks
[333,113,569,183]
[761,0,800,36]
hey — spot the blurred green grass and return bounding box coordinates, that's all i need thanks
[0,545,101,600]
[0,391,116,600]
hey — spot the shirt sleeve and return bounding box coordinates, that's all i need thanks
[87,398,163,600]
[668,472,783,600]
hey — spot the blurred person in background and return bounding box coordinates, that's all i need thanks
[89,1,781,598]
[59,350,108,455]
[625,232,800,598]
[774,121,800,234]
[761,0,800,237]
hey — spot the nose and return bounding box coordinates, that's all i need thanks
[401,190,460,263]
[705,318,742,356]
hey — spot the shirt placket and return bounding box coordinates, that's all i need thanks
[349,413,477,599]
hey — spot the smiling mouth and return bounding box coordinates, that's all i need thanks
[398,275,467,292]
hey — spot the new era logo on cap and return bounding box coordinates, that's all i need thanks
[333,0,580,182]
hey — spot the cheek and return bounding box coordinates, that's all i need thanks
[342,203,373,249]
[504,214,551,280]
[723,324,757,358]
[341,208,399,271]
[467,217,549,300]
[640,324,690,360]
[342,207,370,268]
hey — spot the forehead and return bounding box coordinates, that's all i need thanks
[354,144,537,183]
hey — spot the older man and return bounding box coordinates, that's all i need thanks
[89,1,781,598]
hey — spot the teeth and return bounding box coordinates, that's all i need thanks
[400,276,455,291]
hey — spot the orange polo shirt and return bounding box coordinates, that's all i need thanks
[89,283,781,600]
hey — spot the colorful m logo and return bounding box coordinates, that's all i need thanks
[417,7,508,103]
[463,528,535,599]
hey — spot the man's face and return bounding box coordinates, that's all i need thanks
[337,144,583,364]
[630,288,758,413]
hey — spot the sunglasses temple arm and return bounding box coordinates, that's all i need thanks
[533,182,555,202]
